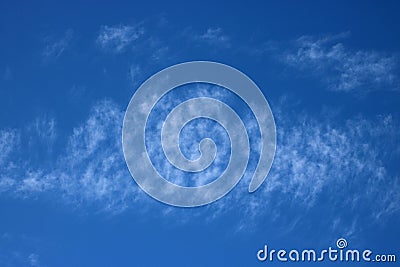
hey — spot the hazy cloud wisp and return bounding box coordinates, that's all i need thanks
[284,33,399,91]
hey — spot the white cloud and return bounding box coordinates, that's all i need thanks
[128,64,141,85]
[196,27,230,46]
[42,29,73,59]
[0,177,15,193]
[135,84,400,230]
[55,100,140,211]
[0,233,43,267]
[151,46,169,61]
[285,33,399,91]
[97,24,144,53]
[0,101,140,213]
[144,84,232,188]
[0,129,19,166]
[28,116,57,145]
[18,171,55,193]
[214,108,400,235]
[0,94,398,231]
[28,253,40,267]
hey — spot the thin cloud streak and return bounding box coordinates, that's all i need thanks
[97,24,144,53]
[0,101,140,213]
[0,129,19,166]
[0,97,398,231]
[197,27,230,46]
[284,33,399,91]
[42,29,73,59]
[218,108,400,235]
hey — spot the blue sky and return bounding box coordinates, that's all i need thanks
[1,0,399,266]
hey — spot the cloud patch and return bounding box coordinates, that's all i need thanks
[214,107,400,236]
[42,29,73,59]
[97,24,144,53]
[284,33,399,91]
[197,27,230,46]
[0,129,19,166]
[0,101,140,213]
[0,97,398,233]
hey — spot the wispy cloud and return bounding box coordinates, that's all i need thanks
[42,29,73,59]
[270,112,398,208]
[95,23,230,62]
[28,253,40,267]
[284,33,399,91]
[0,233,43,267]
[145,84,232,187]
[0,129,19,166]
[0,95,398,233]
[58,100,139,211]
[29,116,57,143]
[197,27,230,46]
[128,64,141,85]
[218,105,400,235]
[190,27,231,48]
[0,101,140,213]
[97,24,144,53]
